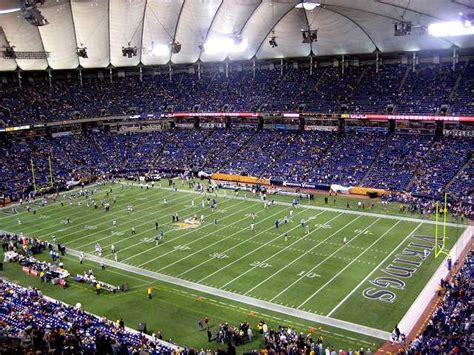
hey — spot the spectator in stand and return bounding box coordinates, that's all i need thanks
[0,279,177,354]
[406,252,473,354]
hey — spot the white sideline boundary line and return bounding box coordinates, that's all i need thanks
[396,225,473,336]
[121,182,467,228]
[66,248,391,341]
[327,222,423,317]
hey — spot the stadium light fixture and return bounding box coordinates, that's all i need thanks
[21,0,48,26]
[122,43,138,58]
[428,20,474,37]
[301,29,318,43]
[170,41,181,54]
[76,47,88,58]
[269,36,278,48]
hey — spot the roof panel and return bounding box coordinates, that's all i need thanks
[0,12,48,70]
[38,2,79,69]
[141,0,184,66]
[0,0,472,70]
[172,0,222,64]
[231,0,299,61]
[71,0,110,68]
[257,8,310,60]
[0,27,17,71]
[109,0,146,67]
[200,0,261,63]
[309,7,376,56]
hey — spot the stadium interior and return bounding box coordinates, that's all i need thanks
[0,1,473,354]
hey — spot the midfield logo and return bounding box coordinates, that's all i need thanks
[210,252,229,259]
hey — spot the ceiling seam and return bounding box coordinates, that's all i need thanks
[138,0,148,65]
[169,0,186,64]
[253,5,299,59]
[197,0,224,62]
[68,0,80,69]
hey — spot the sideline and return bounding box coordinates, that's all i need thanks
[121,182,467,228]
[67,248,392,341]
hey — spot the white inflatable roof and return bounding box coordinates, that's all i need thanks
[0,0,472,71]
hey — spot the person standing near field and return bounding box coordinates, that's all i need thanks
[147,287,153,299]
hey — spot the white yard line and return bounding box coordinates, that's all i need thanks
[74,192,225,250]
[327,222,423,317]
[1,185,140,235]
[134,183,466,228]
[58,191,191,245]
[66,248,392,341]
[123,199,254,263]
[168,207,303,276]
[0,182,103,214]
[243,215,363,296]
[100,198,246,254]
[201,211,339,286]
[269,218,381,302]
[28,187,171,241]
[298,220,403,309]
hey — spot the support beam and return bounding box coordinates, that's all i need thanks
[17,69,22,89]
[252,57,256,79]
[376,51,380,73]
[107,0,111,66]
[452,48,457,71]
[68,0,80,68]
[138,0,148,65]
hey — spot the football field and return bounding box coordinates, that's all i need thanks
[0,180,467,344]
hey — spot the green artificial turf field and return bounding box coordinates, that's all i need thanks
[0,180,467,352]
